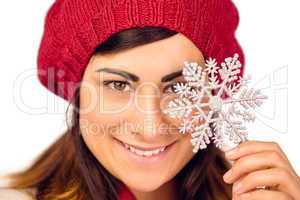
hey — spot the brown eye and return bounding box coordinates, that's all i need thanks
[163,82,184,93]
[103,80,131,92]
[163,81,195,94]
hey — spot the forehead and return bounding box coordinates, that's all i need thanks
[86,33,205,80]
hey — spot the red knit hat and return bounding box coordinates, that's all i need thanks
[37,0,245,102]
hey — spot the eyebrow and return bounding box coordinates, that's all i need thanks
[95,68,139,82]
[161,69,183,82]
[95,68,183,82]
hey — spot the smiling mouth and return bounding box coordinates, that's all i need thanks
[113,138,177,157]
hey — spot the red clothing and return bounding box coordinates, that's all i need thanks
[118,184,136,200]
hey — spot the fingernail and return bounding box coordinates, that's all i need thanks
[223,169,232,182]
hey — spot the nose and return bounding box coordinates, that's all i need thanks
[132,82,171,140]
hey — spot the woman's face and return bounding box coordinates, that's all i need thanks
[79,33,205,192]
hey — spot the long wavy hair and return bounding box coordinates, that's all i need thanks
[3,26,232,200]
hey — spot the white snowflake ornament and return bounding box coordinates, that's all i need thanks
[162,53,268,153]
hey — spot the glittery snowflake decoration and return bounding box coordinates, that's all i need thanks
[162,53,268,153]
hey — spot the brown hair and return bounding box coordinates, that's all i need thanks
[3,26,232,200]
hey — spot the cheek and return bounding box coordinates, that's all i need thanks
[79,113,120,175]
[175,133,195,167]
[78,103,131,176]
[79,87,131,138]
[79,113,122,138]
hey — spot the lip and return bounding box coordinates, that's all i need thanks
[113,138,177,165]
[115,139,176,151]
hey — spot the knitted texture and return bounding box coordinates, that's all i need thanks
[37,0,245,102]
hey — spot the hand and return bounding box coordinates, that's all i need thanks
[223,140,300,200]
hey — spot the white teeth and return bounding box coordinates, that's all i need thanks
[122,142,166,157]
[153,149,160,154]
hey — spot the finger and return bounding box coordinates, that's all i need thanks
[232,168,300,198]
[223,151,293,183]
[234,190,293,200]
[225,140,288,162]
[225,140,297,177]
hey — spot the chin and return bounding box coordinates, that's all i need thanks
[122,175,169,192]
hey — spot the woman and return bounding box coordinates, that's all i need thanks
[1,0,299,200]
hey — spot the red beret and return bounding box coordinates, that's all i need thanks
[37,0,245,102]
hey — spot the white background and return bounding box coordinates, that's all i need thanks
[0,0,299,182]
